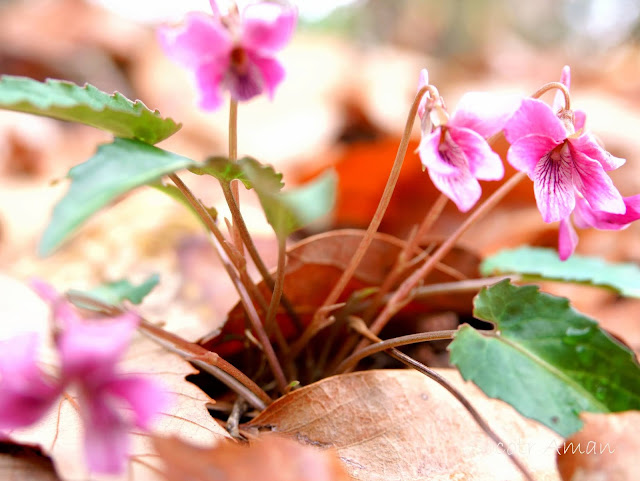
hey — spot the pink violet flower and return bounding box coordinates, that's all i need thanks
[158,0,297,110]
[0,281,168,475]
[505,65,629,259]
[417,72,520,212]
[0,333,60,431]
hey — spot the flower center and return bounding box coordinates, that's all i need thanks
[230,46,249,75]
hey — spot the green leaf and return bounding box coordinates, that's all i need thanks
[0,76,180,144]
[251,168,337,238]
[39,138,198,256]
[449,280,640,437]
[481,246,640,297]
[189,156,284,191]
[191,156,336,238]
[69,274,160,308]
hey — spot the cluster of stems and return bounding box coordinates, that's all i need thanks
[136,80,572,481]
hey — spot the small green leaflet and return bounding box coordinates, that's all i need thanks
[189,156,284,191]
[68,274,160,308]
[249,168,337,238]
[481,246,640,297]
[0,76,180,144]
[191,156,337,238]
[449,280,640,437]
[39,138,198,256]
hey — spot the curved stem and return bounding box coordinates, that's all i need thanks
[294,85,431,352]
[264,235,287,335]
[335,327,458,373]
[365,172,526,341]
[351,321,535,481]
[168,172,288,394]
[531,81,571,110]
[220,181,304,332]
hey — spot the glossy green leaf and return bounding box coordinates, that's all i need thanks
[39,138,198,256]
[0,75,180,144]
[481,246,640,297]
[69,274,160,308]
[449,280,640,437]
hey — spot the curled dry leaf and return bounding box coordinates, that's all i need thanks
[153,433,351,481]
[245,369,562,481]
[0,442,61,481]
[556,411,640,481]
[201,229,480,358]
[0,276,229,481]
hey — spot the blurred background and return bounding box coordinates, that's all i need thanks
[1,0,640,348]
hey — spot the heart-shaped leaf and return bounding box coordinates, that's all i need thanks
[0,76,181,144]
[449,280,640,437]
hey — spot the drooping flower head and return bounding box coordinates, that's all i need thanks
[504,66,633,259]
[417,69,520,212]
[159,0,297,110]
[0,281,168,475]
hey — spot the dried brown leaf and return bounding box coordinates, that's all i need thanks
[557,411,640,481]
[153,434,351,481]
[0,442,61,481]
[246,369,562,481]
[202,229,480,358]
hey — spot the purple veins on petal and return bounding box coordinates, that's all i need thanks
[533,143,575,223]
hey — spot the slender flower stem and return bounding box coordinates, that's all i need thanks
[229,99,238,162]
[531,82,571,110]
[364,172,526,342]
[228,99,244,252]
[295,85,431,350]
[335,326,458,373]
[210,234,289,394]
[407,275,519,300]
[350,320,535,481]
[168,172,288,393]
[264,235,287,335]
[364,193,449,323]
[220,181,304,332]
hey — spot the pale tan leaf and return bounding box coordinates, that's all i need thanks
[557,411,640,481]
[153,434,351,481]
[247,369,562,481]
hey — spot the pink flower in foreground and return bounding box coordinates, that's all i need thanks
[0,333,60,430]
[0,281,168,475]
[159,0,297,110]
[505,66,631,259]
[417,71,520,211]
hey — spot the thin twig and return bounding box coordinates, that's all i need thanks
[350,320,535,481]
